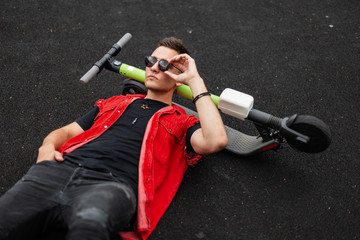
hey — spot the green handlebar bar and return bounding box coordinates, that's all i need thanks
[120,63,219,107]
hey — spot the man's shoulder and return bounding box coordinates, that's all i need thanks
[165,104,200,127]
[171,103,197,118]
[171,104,187,114]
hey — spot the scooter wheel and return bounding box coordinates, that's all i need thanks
[287,115,331,153]
[121,79,147,95]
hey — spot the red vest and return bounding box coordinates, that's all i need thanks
[58,95,202,240]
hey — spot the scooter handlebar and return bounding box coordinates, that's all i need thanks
[116,33,132,48]
[80,33,132,85]
[80,65,100,85]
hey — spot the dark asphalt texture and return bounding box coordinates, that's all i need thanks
[1,1,359,239]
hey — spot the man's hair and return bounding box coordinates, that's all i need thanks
[158,37,190,55]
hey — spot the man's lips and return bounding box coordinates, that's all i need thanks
[146,75,158,80]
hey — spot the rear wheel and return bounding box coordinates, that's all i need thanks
[286,115,331,153]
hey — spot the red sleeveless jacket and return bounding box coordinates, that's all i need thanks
[58,94,202,239]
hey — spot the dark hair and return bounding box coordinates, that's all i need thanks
[158,37,190,55]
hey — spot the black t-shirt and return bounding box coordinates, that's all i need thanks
[64,99,201,196]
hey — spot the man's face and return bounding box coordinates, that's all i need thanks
[145,46,180,93]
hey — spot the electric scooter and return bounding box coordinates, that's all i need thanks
[80,33,331,157]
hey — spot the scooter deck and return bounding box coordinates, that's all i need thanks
[178,103,278,157]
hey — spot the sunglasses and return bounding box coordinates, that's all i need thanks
[145,56,183,73]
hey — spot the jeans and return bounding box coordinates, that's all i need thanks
[0,160,137,240]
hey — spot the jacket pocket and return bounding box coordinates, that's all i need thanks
[94,106,116,121]
[159,117,184,141]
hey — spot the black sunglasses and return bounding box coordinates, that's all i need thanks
[145,56,183,73]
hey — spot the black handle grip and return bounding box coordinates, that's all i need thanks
[247,109,282,129]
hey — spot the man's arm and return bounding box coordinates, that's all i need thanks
[165,54,228,155]
[188,77,228,155]
[37,122,84,163]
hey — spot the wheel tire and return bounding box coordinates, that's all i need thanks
[286,115,331,153]
[121,79,147,95]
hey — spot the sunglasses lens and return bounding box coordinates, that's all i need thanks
[145,56,156,67]
[158,60,170,71]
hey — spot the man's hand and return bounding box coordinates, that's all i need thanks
[164,54,201,86]
[37,145,64,163]
[36,122,84,163]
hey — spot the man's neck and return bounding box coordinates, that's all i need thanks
[145,90,174,105]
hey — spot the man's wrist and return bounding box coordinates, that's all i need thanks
[38,144,56,153]
[193,92,211,104]
[188,77,208,95]
[187,76,203,86]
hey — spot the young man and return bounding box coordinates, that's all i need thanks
[0,37,228,240]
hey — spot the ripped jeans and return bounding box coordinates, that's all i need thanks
[0,160,137,240]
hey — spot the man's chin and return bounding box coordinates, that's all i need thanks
[145,81,177,93]
[146,86,174,94]
[145,82,161,91]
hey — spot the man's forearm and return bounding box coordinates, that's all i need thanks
[188,77,228,152]
[37,122,84,162]
[37,128,70,162]
[39,128,70,151]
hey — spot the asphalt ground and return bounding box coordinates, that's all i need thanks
[1,0,359,239]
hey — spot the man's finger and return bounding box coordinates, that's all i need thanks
[164,71,178,80]
[54,151,64,162]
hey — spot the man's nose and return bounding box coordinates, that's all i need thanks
[150,61,159,72]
